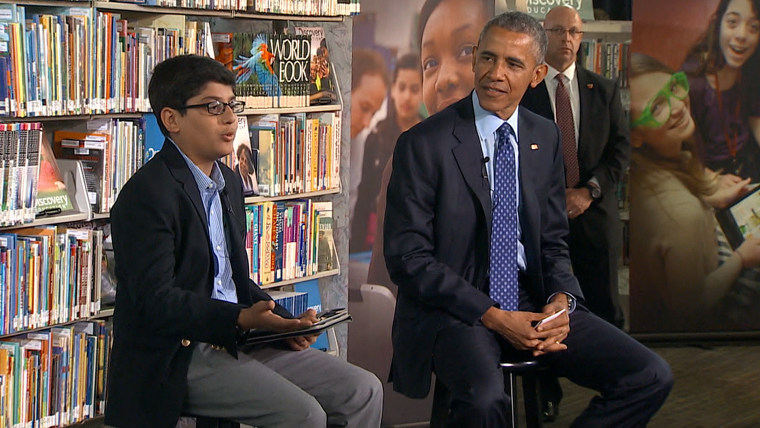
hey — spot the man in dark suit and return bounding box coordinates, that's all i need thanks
[520,6,631,420]
[104,55,382,427]
[384,12,671,427]
[521,5,629,329]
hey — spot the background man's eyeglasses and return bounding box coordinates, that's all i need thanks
[179,100,246,115]
[546,27,584,37]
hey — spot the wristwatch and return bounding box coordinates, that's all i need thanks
[585,182,601,200]
[564,293,576,312]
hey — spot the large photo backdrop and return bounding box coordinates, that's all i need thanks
[629,0,760,334]
[349,0,496,291]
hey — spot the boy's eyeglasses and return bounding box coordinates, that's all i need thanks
[179,100,246,115]
[631,72,690,129]
[546,27,584,37]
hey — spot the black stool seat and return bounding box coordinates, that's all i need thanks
[430,357,544,428]
[185,415,240,428]
[500,359,540,371]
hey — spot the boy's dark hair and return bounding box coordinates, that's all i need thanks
[148,54,236,137]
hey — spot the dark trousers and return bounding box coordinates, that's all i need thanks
[431,307,673,428]
[568,230,624,328]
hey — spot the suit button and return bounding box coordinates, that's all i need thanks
[181,339,191,347]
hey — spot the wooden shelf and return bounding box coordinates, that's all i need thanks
[94,1,235,16]
[0,211,90,231]
[245,187,340,204]
[93,1,343,20]
[241,104,341,115]
[260,269,339,289]
[0,309,114,339]
[583,20,632,34]
[0,112,144,122]
[232,10,343,21]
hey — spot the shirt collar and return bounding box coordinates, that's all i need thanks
[472,91,520,140]
[168,138,226,193]
[546,63,576,85]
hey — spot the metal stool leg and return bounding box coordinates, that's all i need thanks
[521,370,543,428]
[504,371,519,428]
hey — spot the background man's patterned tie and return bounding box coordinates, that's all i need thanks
[556,74,580,187]
[489,122,519,311]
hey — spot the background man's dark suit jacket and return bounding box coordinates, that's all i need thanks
[105,141,288,427]
[384,95,583,398]
[520,68,630,325]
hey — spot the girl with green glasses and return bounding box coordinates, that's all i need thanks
[628,53,760,333]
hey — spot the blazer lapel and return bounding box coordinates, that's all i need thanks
[576,68,593,157]
[517,112,540,242]
[160,140,210,234]
[451,98,493,232]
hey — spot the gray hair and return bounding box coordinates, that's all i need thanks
[477,11,547,65]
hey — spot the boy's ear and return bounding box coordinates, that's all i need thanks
[161,107,181,134]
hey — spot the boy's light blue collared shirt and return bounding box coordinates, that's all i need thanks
[169,139,237,304]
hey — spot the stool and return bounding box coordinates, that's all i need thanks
[429,358,544,428]
[186,415,240,428]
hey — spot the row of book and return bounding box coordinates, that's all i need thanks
[245,0,360,16]
[102,0,361,15]
[0,5,213,117]
[578,40,631,89]
[1,1,342,118]
[223,112,341,198]
[227,32,313,110]
[0,119,146,226]
[0,123,42,227]
[0,320,111,428]
[52,118,146,214]
[0,224,107,336]
[268,290,308,315]
[244,200,335,286]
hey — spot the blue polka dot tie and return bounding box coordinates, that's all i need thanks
[489,122,519,311]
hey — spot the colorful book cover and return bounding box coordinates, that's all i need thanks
[35,138,73,215]
[293,26,338,105]
[211,32,234,70]
[53,130,108,213]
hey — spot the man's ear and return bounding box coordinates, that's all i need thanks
[161,107,181,135]
[531,63,548,88]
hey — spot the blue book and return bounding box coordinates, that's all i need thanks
[294,279,328,351]
[142,114,164,165]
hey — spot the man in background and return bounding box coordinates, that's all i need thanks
[520,5,631,420]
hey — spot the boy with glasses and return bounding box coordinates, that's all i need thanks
[105,54,382,427]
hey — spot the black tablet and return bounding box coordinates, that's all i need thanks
[239,309,351,346]
[716,184,760,249]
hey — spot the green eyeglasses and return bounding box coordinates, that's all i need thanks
[631,72,689,128]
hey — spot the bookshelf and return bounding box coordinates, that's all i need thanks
[0,0,353,425]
